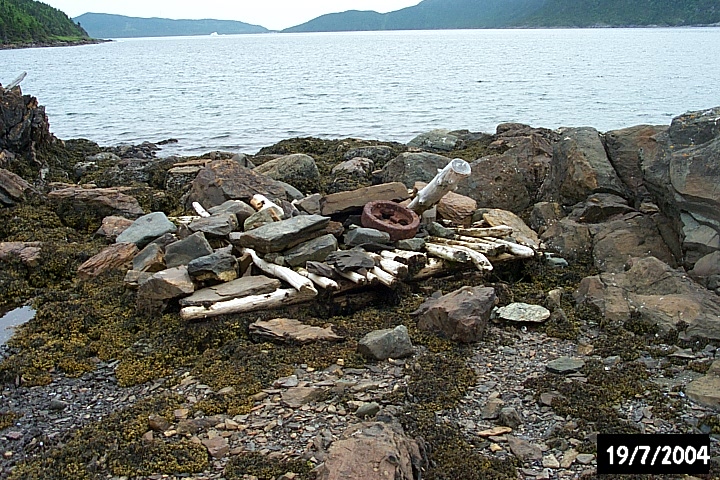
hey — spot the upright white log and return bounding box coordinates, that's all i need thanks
[244,248,317,295]
[407,158,472,215]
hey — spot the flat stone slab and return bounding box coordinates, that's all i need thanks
[179,275,281,307]
[546,357,586,374]
[686,361,720,409]
[187,251,239,283]
[249,318,343,344]
[495,302,551,323]
[344,227,391,247]
[116,211,177,248]
[230,214,330,254]
[283,234,338,268]
[281,387,326,408]
[483,209,540,250]
[188,212,238,237]
[320,182,409,216]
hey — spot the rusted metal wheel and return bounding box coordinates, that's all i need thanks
[361,200,420,242]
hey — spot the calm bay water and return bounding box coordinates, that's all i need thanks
[1,28,719,156]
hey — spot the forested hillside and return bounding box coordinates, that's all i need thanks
[74,13,269,38]
[0,0,89,45]
[285,0,720,32]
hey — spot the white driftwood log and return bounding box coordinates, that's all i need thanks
[5,72,27,90]
[455,226,513,238]
[333,268,368,285]
[407,158,472,214]
[180,288,316,320]
[425,243,492,271]
[427,236,505,257]
[192,202,211,218]
[367,253,409,278]
[382,249,428,268]
[492,238,535,258]
[371,266,398,287]
[411,258,454,280]
[297,268,339,291]
[244,248,317,295]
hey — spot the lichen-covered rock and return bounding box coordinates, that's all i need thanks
[0,86,54,167]
[186,251,238,283]
[407,128,459,151]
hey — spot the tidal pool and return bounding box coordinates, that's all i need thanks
[0,305,36,345]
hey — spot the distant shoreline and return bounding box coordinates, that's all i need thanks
[0,38,110,51]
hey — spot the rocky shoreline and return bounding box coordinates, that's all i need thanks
[0,38,109,50]
[1,84,719,480]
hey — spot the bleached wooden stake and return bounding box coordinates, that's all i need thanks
[297,268,339,291]
[192,202,211,218]
[5,72,27,90]
[180,288,316,320]
[407,158,471,215]
[244,248,317,295]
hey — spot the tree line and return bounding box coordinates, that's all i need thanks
[0,0,88,44]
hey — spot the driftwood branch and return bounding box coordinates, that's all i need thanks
[5,72,27,90]
[244,248,317,294]
[297,267,339,291]
[192,202,211,218]
[425,243,493,271]
[407,158,471,214]
[180,288,316,320]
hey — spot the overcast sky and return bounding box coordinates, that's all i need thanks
[42,1,423,31]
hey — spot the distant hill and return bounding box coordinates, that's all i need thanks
[75,13,269,39]
[284,0,720,32]
[0,0,89,45]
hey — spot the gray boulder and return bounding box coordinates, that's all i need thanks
[165,232,214,268]
[380,152,452,188]
[407,128,459,151]
[116,212,177,248]
[344,227,391,247]
[358,325,414,360]
[188,212,238,237]
[254,153,320,193]
[455,155,531,213]
[283,234,338,268]
[230,214,330,254]
[207,200,255,227]
[187,251,238,283]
